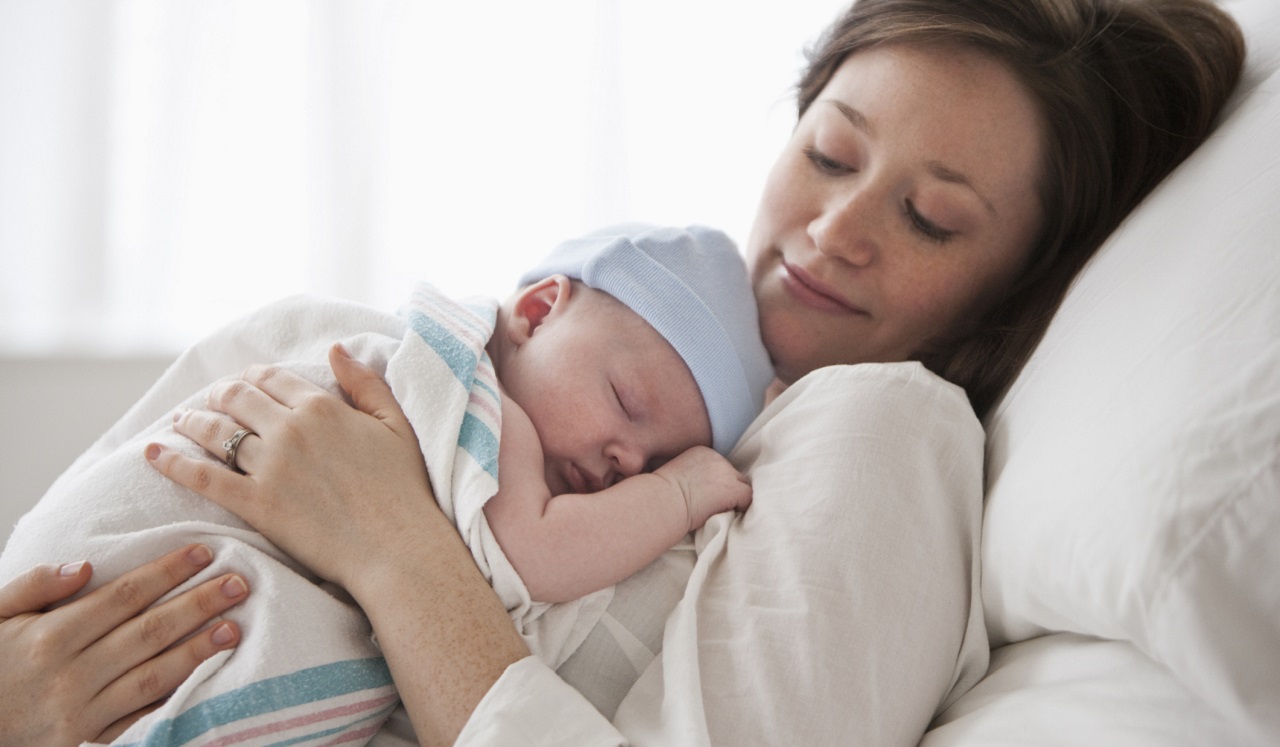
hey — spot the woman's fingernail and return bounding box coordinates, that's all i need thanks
[145,443,162,461]
[187,544,213,567]
[210,622,235,646]
[59,561,87,577]
[221,575,247,599]
[333,342,351,359]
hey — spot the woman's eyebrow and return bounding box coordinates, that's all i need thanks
[824,97,997,216]
[825,99,874,136]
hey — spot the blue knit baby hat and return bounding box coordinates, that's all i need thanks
[518,223,774,454]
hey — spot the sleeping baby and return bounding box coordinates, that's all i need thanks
[0,223,773,745]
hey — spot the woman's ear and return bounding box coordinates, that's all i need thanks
[508,275,573,345]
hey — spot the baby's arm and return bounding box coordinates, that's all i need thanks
[483,391,751,604]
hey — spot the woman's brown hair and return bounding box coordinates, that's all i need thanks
[797,0,1245,418]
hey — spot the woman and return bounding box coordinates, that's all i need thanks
[0,0,1244,744]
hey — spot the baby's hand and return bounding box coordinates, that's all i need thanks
[655,446,752,532]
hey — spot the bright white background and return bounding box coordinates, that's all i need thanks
[0,0,850,355]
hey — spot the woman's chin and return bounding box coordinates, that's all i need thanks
[768,351,829,386]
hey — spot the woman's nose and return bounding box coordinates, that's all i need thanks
[809,189,878,267]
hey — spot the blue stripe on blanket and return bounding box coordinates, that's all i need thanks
[123,657,393,747]
[406,307,501,480]
[408,308,477,387]
[472,366,500,404]
[460,411,500,479]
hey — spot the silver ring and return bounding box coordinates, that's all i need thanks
[222,427,253,473]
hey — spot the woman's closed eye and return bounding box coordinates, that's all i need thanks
[803,135,958,243]
[803,145,856,176]
[904,199,956,244]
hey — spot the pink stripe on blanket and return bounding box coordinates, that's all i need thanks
[411,289,490,349]
[468,388,501,424]
[473,360,500,394]
[198,693,398,747]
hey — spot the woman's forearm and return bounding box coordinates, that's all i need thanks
[349,505,530,747]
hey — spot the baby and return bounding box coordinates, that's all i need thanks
[480,224,771,605]
[0,223,773,745]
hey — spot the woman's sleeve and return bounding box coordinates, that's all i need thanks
[456,362,989,746]
[455,657,626,746]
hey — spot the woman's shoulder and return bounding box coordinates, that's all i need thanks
[773,361,977,429]
[731,361,984,475]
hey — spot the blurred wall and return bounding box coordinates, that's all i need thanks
[0,355,172,550]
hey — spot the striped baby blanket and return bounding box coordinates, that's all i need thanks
[0,284,609,746]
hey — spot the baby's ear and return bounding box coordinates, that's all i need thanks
[508,275,572,344]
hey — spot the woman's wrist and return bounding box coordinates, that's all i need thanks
[346,498,529,747]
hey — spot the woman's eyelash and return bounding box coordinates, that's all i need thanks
[904,200,956,244]
[804,145,954,244]
[803,145,852,174]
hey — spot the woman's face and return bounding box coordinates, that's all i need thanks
[748,42,1046,384]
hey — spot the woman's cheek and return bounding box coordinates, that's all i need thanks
[756,297,805,381]
[901,272,979,345]
[761,301,847,382]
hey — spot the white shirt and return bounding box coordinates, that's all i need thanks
[387,363,990,746]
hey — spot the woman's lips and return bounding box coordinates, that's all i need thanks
[778,261,867,315]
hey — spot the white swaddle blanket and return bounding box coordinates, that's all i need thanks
[0,284,610,746]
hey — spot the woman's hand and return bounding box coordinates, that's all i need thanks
[149,344,530,745]
[147,344,435,592]
[0,545,246,746]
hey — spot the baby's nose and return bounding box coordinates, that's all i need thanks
[608,442,647,478]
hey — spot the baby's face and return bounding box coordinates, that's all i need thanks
[502,287,711,495]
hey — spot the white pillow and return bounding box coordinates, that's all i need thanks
[980,0,1280,741]
[924,635,1241,747]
